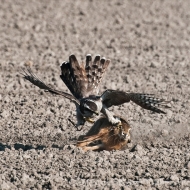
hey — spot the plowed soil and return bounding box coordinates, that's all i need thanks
[0,0,190,189]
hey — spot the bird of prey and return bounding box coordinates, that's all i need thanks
[21,54,170,130]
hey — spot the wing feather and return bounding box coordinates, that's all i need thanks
[60,54,88,99]
[101,90,171,114]
[21,67,79,104]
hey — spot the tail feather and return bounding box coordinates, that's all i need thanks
[85,54,110,94]
[89,55,101,88]
[60,54,110,98]
[96,56,110,86]
[85,54,93,84]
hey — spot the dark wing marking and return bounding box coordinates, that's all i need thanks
[60,54,88,99]
[101,89,171,114]
[21,67,79,104]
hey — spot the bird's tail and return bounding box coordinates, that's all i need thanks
[85,54,110,93]
[60,54,110,98]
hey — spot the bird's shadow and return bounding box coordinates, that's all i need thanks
[0,142,62,151]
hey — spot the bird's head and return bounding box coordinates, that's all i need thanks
[79,98,100,117]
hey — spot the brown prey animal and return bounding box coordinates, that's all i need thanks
[76,116,131,151]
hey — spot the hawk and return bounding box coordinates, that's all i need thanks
[21,54,170,130]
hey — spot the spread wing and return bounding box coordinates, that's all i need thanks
[21,68,79,105]
[60,54,110,99]
[60,54,88,99]
[101,89,171,114]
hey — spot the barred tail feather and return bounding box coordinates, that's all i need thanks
[85,54,110,93]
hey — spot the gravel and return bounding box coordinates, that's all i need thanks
[0,0,190,189]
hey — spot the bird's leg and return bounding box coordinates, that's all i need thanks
[68,118,84,131]
[68,110,86,131]
[76,124,84,131]
[101,107,122,126]
[68,108,86,131]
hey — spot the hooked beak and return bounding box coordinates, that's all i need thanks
[94,111,99,116]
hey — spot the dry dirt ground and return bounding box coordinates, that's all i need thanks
[0,0,190,189]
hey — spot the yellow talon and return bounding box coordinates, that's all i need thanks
[85,117,95,123]
[117,120,122,127]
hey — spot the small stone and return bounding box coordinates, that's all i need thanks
[161,129,169,137]
[181,180,190,189]
[154,178,165,186]
[24,60,33,67]
[170,174,179,182]
[0,181,10,190]
[1,110,9,118]
[183,187,189,190]
[167,110,173,118]
[187,161,190,169]
[135,145,145,156]
[133,155,141,162]
[139,178,151,186]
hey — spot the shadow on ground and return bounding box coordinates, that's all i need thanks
[0,143,63,151]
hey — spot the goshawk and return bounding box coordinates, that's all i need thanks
[21,54,170,130]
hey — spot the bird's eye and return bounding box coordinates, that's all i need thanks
[84,107,91,112]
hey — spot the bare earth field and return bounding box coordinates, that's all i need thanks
[0,0,190,189]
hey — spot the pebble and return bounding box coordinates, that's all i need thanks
[0,1,189,190]
[161,129,169,137]
[170,174,179,182]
